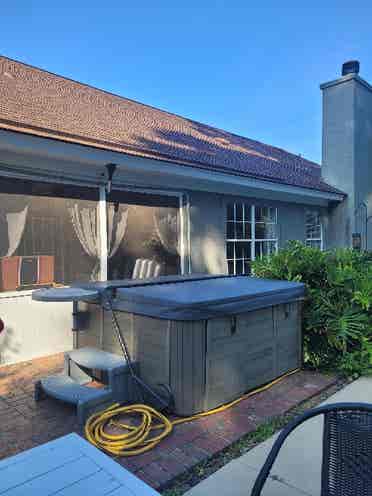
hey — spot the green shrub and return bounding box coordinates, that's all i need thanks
[252,241,372,376]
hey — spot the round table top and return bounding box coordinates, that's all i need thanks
[32,287,100,302]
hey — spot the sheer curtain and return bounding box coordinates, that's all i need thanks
[69,204,129,280]
[3,206,29,257]
[153,210,180,256]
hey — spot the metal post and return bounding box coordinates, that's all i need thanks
[99,186,108,281]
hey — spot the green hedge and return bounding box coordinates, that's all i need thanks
[252,241,372,377]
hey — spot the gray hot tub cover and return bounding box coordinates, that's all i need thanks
[110,276,305,320]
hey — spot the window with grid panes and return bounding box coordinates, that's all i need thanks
[305,211,323,249]
[226,203,278,275]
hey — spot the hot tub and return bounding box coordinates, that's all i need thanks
[75,275,305,416]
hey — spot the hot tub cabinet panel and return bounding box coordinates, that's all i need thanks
[78,296,303,416]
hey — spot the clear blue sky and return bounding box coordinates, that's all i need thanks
[2,1,372,164]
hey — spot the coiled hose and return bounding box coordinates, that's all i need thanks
[85,368,300,457]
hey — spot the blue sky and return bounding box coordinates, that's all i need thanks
[2,1,372,163]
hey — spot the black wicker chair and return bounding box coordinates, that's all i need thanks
[251,402,372,496]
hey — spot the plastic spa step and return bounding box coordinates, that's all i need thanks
[35,347,138,425]
[67,347,127,371]
[40,373,112,405]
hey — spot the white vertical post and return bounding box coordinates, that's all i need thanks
[251,204,255,263]
[99,186,108,281]
[179,195,185,275]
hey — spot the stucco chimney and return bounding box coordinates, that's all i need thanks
[320,61,372,249]
[342,60,360,76]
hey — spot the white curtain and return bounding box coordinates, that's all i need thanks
[153,211,180,255]
[107,207,129,258]
[69,204,129,279]
[5,206,29,257]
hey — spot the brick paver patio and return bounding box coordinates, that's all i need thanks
[0,353,337,490]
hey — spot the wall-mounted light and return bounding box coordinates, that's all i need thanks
[105,163,117,194]
[352,233,362,251]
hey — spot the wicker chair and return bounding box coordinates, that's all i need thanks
[251,402,372,496]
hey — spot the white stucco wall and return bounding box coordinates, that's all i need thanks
[0,292,72,365]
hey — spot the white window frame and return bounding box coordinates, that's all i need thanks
[305,210,323,250]
[226,202,278,275]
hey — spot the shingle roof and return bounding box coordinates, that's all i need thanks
[0,56,343,195]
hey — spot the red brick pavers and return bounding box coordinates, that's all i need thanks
[0,355,336,490]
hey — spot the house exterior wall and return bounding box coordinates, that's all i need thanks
[0,132,336,366]
[188,190,326,274]
[0,184,325,366]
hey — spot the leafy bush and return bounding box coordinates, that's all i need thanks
[252,241,372,376]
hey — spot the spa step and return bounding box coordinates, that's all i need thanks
[35,347,139,424]
[65,347,138,404]
[66,347,128,372]
[35,373,114,424]
[38,373,112,404]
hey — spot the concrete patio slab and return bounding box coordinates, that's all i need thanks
[186,377,372,496]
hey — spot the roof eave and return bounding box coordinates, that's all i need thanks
[0,127,345,204]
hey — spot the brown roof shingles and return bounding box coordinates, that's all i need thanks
[0,56,342,195]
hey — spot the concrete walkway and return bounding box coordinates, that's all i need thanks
[186,377,372,496]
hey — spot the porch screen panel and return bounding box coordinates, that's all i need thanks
[107,191,181,279]
[0,179,100,292]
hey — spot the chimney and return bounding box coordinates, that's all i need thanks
[320,61,372,249]
[342,60,360,76]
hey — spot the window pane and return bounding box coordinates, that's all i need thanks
[244,204,252,221]
[227,203,235,221]
[227,260,235,275]
[236,222,244,239]
[243,222,252,239]
[244,260,251,275]
[255,241,276,259]
[226,242,234,259]
[235,259,243,275]
[256,206,276,223]
[242,241,251,260]
[235,203,243,221]
[226,222,235,239]
[235,242,243,259]
[306,210,322,246]
[255,223,277,239]
[306,239,321,249]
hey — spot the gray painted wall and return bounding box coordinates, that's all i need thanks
[188,190,324,274]
[188,192,227,274]
[355,81,372,249]
[321,71,372,249]
[0,186,320,366]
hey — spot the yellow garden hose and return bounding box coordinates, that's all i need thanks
[85,368,300,457]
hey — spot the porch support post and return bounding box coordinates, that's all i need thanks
[99,185,108,281]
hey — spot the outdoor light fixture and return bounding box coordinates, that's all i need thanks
[352,233,362,251]
[105,163,117,194]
